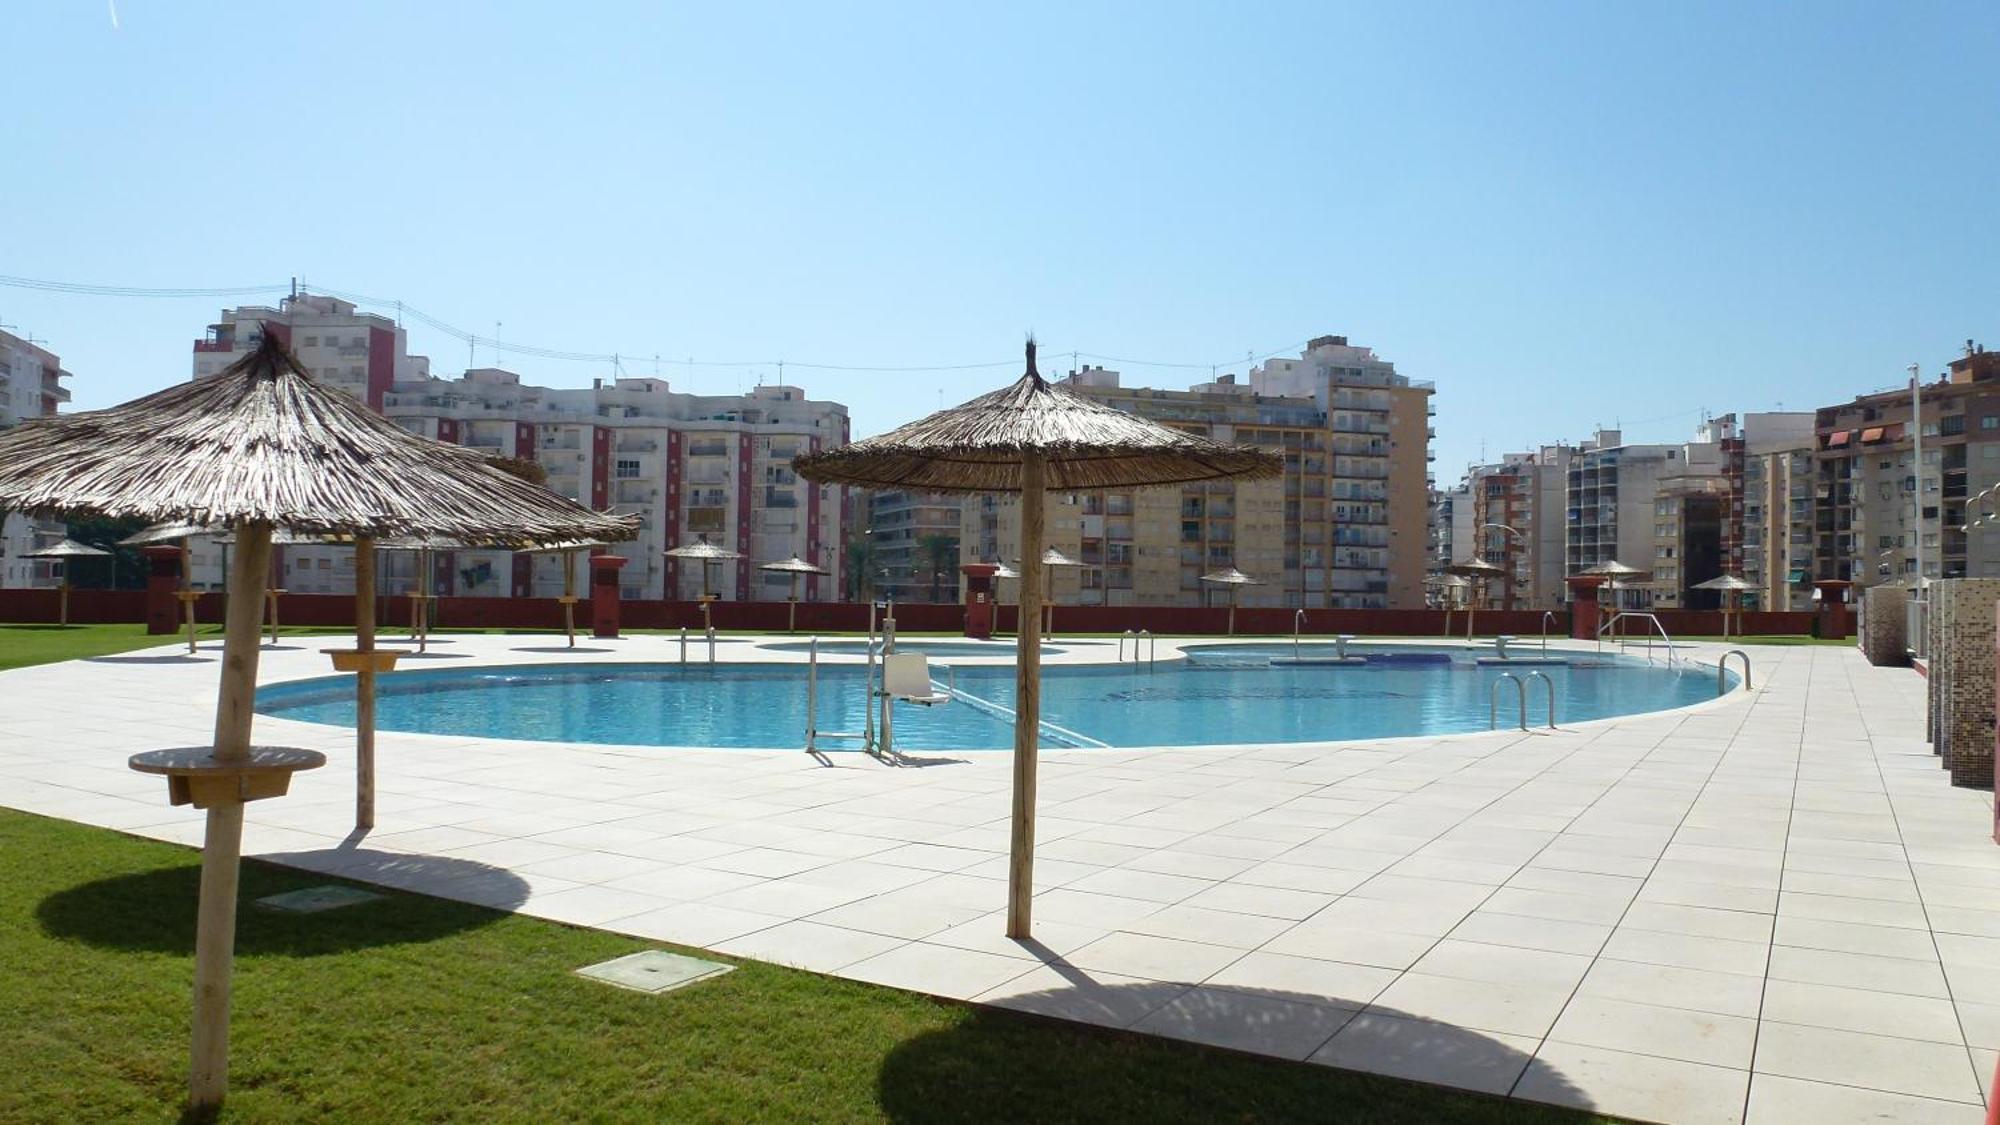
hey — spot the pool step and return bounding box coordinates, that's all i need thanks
[1268,656,1367,666]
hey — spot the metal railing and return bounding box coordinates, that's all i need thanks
[803,604,883,753]
[1295,610,1307,660]
[1490,672,1527,731]
[1906,591,1929,660]
[1719,649,1752,696]
[1523,669,1555,728]
[1542,611,1558,655]
[1115,629,1153,664]
[1597,611,1677,666]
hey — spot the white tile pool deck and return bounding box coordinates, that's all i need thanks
[2,632,1994,1123]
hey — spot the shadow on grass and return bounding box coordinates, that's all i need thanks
[876,979,1591,1123]
[37,849,526,956]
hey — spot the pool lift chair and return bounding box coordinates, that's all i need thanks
[877,652,954,759]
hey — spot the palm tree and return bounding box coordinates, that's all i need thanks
[919,532,958,603]
[845,534,878,601]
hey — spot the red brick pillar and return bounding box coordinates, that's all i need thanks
[1565,575,1606,641]
[1815,579,1854,641]
[143,545,182,634]
[589,554,628,639]
[962,563,997,639]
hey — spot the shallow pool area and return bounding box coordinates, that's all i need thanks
[759,640,1064,657]
[257,647,1732,750]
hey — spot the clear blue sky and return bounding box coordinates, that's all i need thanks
[3,2,1995,478]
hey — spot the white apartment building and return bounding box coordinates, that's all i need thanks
[384,371,849,601]
[0,328,72,588]
[191,298,849,599]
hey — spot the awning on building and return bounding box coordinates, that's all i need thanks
[1859,426,1886,443]
[1825,430,1852,447]
[1788,568,1809,584]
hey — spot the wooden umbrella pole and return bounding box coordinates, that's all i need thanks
[58,578,69,627]
[183,540,197,653]
[563,551,577,648]
[189,520,271,1110]
[355,536,377,830]
[1008,452,1046,939]
[788,573,800,633]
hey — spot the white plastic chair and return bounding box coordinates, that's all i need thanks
[882,652,950,705]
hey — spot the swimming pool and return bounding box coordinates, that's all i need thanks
[256,649,1731,751]
[760,640,1064,657]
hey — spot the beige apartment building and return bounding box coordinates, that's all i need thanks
[1812,343,2000,588]
[964,336,1434,609]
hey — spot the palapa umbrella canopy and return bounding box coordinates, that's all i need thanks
[759,554,828,633]
[122,522,215,650]
[23,538,113,627]
[527,538,606,647]
[794,339,1279,938]
[1693,573,1757,637]
[1037,547,1084,636]
[667,537,741,631]
[1199,566,1263,636]
[1444,556,1507,640]
[0,330,635,1112]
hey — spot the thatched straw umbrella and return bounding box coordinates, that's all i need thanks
[760,554,828,633]
[1445,555,1507,640]
[1581,559,1649,632]
[0,331,636,1112]
[1692,572,1756,637]
[1199,566,1262,636]
[1425,573,1471,636]
[23,538,112,627]
[1038,546,1083,636]
[377,535,474,652]
[666,537,741,633]
[794,339,1279,938]
[526,538,605,647]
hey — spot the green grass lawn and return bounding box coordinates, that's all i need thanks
[0,626,1618,1123]
[0,812,1611,1124]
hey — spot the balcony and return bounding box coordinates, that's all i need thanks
[687,440,729,458]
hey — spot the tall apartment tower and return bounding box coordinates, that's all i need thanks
[195,294,432,410]
[1456,445,1572,611]
[865,490,963,603]
[0,328,73,588]
[1725,411,1818,610]
[962,336,1434,610]
[1812,343,2000,587]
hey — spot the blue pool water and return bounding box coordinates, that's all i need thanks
[256,649,1730,751]
[761,640,1063,657]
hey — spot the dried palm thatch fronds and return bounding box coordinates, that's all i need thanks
[791,341,1281,493]
[1198,566,1261,586]
[758,554,827,574]
[0,333,637,548]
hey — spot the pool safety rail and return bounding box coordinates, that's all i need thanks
[1598,611,1678,666]
[1719,649,1752,696]
[1523,669,1555,728]
[1118,629,1156,668]
[677,624,719,665]
[1490,673,1527,731]
[1542,611,1559,655]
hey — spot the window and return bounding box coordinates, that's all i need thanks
[1982,416,2000,430]
[615,459,640,479]
[303,335,318,347]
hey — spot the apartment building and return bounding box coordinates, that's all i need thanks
[865,490,962,603]
[191,299,850,598]
[0,327,73,588]
[1812,343,2000,588]
[1729,412,1818,610]
[964,336,1434,609]
[1456,445,1572,611]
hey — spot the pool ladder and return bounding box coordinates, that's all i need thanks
[1718,649,1752,696]
[803,602,887,754]
[1490,671,1556,731]
[1118,629,1156,669]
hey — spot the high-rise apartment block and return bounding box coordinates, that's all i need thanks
[190,296,850,599]
[963,336,1434,609]
[1812,343,2000,587]
[0,327,72,588]
[865,490,962,603]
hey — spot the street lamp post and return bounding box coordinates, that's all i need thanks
[1481,523,1526,610]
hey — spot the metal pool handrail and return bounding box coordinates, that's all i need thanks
[1119,629,1135,662]
[1719,649,1752,695]
[1598,611,1676,666]
[1490,672,1528,732]
[1542,611,1558,655]
[1523,669,1555,728]
[1294,609,1307,661]
[1137,628,1156,670]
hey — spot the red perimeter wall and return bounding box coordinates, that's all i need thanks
[0,589,1820,638]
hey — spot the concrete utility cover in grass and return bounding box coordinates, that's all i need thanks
[577,950,734,995]
[256,885,385,914]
